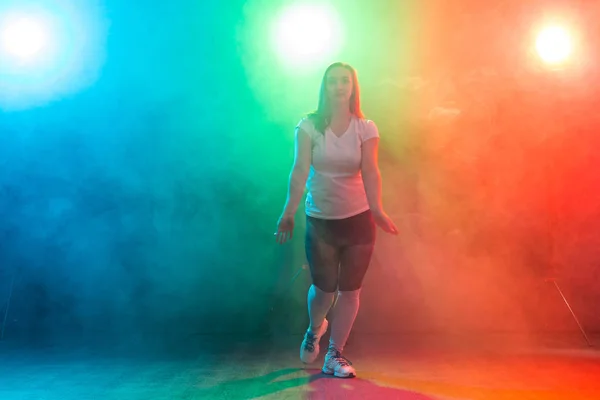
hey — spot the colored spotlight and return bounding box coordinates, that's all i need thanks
[272,4,343,69]
[0,5,107,111]
[536,26,571,65]
[1,16,49,61]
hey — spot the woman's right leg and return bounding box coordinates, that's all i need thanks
[301,216,339,363]
[307,284,335,333]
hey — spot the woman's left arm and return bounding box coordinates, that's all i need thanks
[361,138,384,214]
[361,137,399,235]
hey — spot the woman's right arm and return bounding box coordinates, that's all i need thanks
[281,126,312,217]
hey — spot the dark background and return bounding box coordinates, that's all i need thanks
[1,0,598,351]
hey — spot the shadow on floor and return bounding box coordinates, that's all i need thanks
[305,368,436,400]
[192,367,436,399]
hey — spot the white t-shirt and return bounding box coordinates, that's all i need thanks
[296,116,380,220]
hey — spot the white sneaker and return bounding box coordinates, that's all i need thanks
[300,319,329,364]
[322,347,356,378]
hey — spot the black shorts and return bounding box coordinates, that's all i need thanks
[305,210,376,293]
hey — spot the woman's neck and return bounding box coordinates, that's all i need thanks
[329,104,351,120]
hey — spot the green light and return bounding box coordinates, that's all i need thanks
[271,3,343,70]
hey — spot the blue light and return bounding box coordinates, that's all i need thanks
[0,1,108,111]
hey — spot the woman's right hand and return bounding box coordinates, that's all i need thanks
[275,213,295,244]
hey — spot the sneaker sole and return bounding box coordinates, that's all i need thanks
[322,367,356,379]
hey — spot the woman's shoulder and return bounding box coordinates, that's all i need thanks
[297,113,316,128]
[353,117,378,131]
[353,117,379,140]
[296,114,320,138]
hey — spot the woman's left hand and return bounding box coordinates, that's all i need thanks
[372,210,399,235]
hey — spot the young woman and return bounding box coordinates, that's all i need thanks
[275,62,398,378]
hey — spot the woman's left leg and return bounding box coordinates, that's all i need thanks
[324,240,375,378]
[329,242,374,347]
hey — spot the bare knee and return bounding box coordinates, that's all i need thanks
[337,288,361,299]
[313,280,338,294]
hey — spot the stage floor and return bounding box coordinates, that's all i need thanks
[1,333,599,399]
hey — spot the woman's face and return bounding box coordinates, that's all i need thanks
[325,66,353,105]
